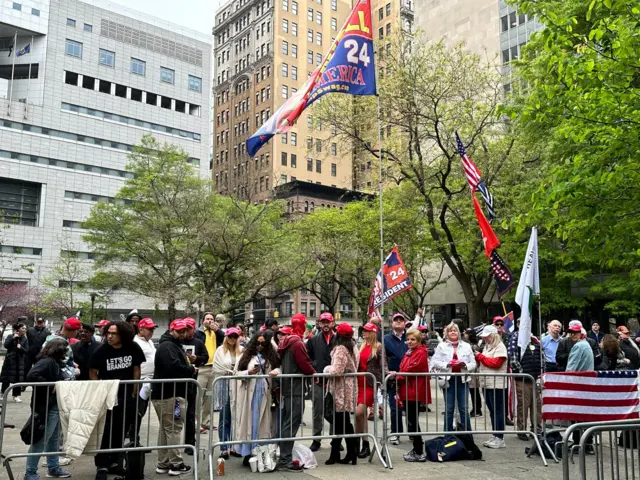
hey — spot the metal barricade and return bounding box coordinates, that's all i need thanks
[381,371,548,468]
[207,372,386,478]
[0,378,203,480]
[560,419,640,480]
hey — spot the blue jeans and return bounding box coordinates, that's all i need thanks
[484,388,505,439]
[444,377,472,432]
[25,405,60,477]
[387,386,403,434]
[218,396,232,452]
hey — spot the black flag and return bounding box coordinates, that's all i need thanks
[490,249,516,298]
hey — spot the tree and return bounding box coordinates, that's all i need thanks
[0,283,42,337]
[313,38,529,325]
[507,0,640,314]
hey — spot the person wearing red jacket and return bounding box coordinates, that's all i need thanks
[392,329,430,463]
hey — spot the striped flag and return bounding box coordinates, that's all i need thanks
[542,371,640,422]
[455,132,495,221]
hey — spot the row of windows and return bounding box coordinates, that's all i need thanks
[378,3,392,20]
[285,200,342,214]
[378,23,392,40]
[62,220,84,229]
[63,71,202,117]
[283,0,337,13]
[0,178,40,226]
[65,190,131,205]
[501,11,528,32]
[12,3,39,15]
[61,103,202,141]
[280,153,337,176]
[64,40,202,92]
[0,245,41,255]
[502,42,528,64]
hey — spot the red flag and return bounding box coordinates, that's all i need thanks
[472,195,500,257]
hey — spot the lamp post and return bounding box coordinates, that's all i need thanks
[90,293,97,325]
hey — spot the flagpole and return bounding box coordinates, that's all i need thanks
[24,35,33,119]
[7,31,17,116]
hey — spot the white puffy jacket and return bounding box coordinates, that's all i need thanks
[56,380,120,458]
[430,341,477,383]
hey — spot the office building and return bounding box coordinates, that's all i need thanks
[0,0,211,318]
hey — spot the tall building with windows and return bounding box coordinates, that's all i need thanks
[212,0,359,202]
[0,0,211,318]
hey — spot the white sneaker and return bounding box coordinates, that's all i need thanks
[486,437,506,449]
[483,436,496,447]
[390,436,400,445]
[13,396,22,403]
[58,457,73,466]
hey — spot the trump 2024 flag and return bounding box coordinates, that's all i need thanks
[247,0,376,157]
[368,247,412,316]
[516,227,540,357]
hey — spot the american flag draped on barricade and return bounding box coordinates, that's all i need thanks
[542,370,640,422]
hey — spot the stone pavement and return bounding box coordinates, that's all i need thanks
[1,384,618,480]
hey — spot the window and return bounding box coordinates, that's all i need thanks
[331,0,337,10]
[519,12,526,25]
[316,53,322,65]
[331,143,337,155]
[510,45,518,61]
[316,33,322,45]
[307,158,313,171]
[281,152,288,165]
[67,18,76,26]
[378,7,383,20]
[316,159,322,173]
[131,58,146,76]
[292,22,298,36]
[99,49,115,67]
[316,11,322,24]
[291,65,298,80]
[331,163,336,176]
[308,50,313,63]
[292,44,298,57]
[160,67,175,84]
[316,138,322,152]
[307,136,313,148]
[310,302,317,317]
[285,302,294,316]
[301,302,307,314]
[500,15,509,32]
[289,154,296,168]
[282,0,288,10]
[291,132,297,146]
[32,8,40,16]
[281,174,288,184]
[331,17,337,31]
[282,40,289,55]
[509,11,517,27]
[12,2,21,10]
[386,3,391,16]
[292,0,298,14]
[379,27,384,40]
[65,39,82,58]
[386,23,391,36]
[308,29,313,42]
[282,85,288,98]
[282,19,289,33]
[0,178,40,227]
[188,75,202,92]
[282,63,288,77]
[308,8,313,20]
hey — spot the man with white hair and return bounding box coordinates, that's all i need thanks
[541,320,562,372]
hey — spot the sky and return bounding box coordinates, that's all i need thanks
[108,0,222,36]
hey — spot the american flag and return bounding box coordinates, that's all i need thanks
[455,132,495,221]
[542,371,640,422]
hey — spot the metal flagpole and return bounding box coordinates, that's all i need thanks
[24,35,33,119]
[7,31,17,116]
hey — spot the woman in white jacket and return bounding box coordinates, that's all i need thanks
[431,322,476,432]
[212,327,243,459]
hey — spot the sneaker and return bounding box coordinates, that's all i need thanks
[486,437,506,449]
[403,450,426,462]
[279,461,303,472]
[155,466,170,474]
[309,441,321,452]
[169,464,192,476]
[517,433,530,441]
[13,396,22,403]
[24,475,41,480]
[483,436,497,447]
[390,436,400,445]
[58,458,73,466]
[107,465,126,476]
[46,468,71,478]
[199,427,209,434]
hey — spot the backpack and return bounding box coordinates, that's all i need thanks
[425,435,470,462]
[618,430,640,449]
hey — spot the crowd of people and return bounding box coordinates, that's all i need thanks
[1,309,638,478]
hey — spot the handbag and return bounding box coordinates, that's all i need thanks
[21,412,45,445]
[323,392,334,423]
[254,444,277,473]
[425,435,470,462]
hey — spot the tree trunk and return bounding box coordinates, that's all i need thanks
[467,297,487,327]
[167,299,177,322]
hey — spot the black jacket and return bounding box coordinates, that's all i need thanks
[27,326,50,359]
[194,328,225,354]
[71,340,100,380]
[619,339,640,369]
[182,337,209,367]
[26,356,62,418]
[306,332,334,373]
[556,336,602,371]
[1,335,29,383]
[152,331,195,400]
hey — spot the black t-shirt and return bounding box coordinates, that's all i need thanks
[90,342,145,386]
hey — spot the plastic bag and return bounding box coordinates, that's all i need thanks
[292,442,318,469]
[253,444,277,473]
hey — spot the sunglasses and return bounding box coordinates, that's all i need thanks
[257,341,267,346]
[495,322,504,327]
[227,334,239,339]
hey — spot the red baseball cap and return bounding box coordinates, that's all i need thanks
[319,312,334,322]
[493,316,504,324]
[617,325,631,334]
[64,317,82,331]
[392,313,406,322]
[138,318,158,329]
[96,319,110,328]
[336,322,354,337]
[184,317,197,329]
[225,327,241,337]
[567,320,583,333]
[279,326,293,335]
[363,322,378,333]
[170,319,188,331]
[418,325,429,332]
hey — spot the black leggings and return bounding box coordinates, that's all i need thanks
[1,381,21,398]
[405,401,423,455]
[331,412,354,454]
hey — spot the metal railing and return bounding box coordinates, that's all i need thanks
[380,371,548,468]
[207,372,386,478]
[561,419,640,480]
[0,378,203,480]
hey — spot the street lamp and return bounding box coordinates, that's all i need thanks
[90,293,97,324]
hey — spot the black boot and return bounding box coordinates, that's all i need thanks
[339,438,358,465]
[358,440,371,459]
[325,439,341,465]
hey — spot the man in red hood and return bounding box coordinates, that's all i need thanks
[291,313,306,338]
[276,328,316,471]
